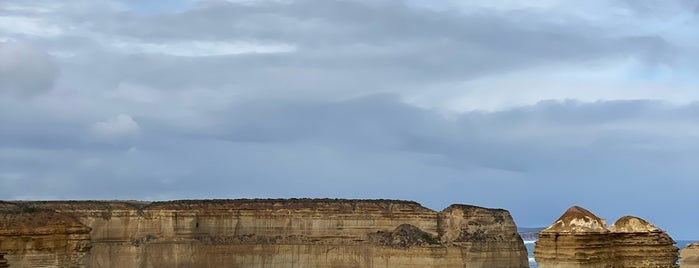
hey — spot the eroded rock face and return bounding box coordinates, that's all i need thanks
[0,199,529,268]
[682,243,699,268]
[534,206,678,268]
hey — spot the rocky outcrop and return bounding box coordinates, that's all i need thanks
[682,243,699,268]
[0,199,529,268]
[534,206,678,268]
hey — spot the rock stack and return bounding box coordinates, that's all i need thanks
[681,243,699,268]
[534,206,678,268]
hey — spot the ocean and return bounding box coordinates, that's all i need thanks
[524,240,697,268]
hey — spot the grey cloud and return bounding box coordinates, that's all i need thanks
[192,97,689,187]
[0,42,57,96]
[2,96,699,237]
[1,0,699,240]
[56,0,674,93]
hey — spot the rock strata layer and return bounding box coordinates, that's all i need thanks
[682,243,699,268]
[534,206,678,268]
[0,199,528,268]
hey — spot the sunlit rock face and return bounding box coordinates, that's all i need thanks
[0,199,529,268]
[534,206,678,268]
[682,243,699,268]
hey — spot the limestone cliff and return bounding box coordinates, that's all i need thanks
[682,243,699,268]
[534,206,678,268]
[0,199,529,268]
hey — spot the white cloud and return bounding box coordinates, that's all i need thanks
[0,16,63,37]
[0,2,64,13]
[89,114,141,140]
[110,40,296,57]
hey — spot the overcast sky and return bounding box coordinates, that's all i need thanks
[1,0,699,239]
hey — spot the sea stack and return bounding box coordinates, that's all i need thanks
[681,243,699,268]
[0,199,529,268]
[534,206,613,267]
[534,206,678,268]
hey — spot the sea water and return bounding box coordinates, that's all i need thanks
[524,241,538,268]
[524,240,698,268]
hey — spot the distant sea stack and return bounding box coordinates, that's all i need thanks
[517,227,544,242]
[682,243,699,268]
[534,206,679,268]
[0,199,529,268]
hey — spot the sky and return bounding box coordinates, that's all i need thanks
[1,0,698,239]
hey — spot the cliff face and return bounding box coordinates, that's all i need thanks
[682,243,699,268]
[0,199,528,268]
[534,206,678,268]
[0,204,91,268]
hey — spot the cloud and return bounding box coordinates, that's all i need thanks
[0,0,699,240]
[109,40,295,57]
[28,0,677,107]
[0,16,63,37]
[3,0,687,105]
[0,42,57,97]
[3,96,699,238]
[89,114,141,141]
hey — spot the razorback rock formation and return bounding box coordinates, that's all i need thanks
[534,206,678,268]
[0,199,529,268]
[682,243,699,268]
